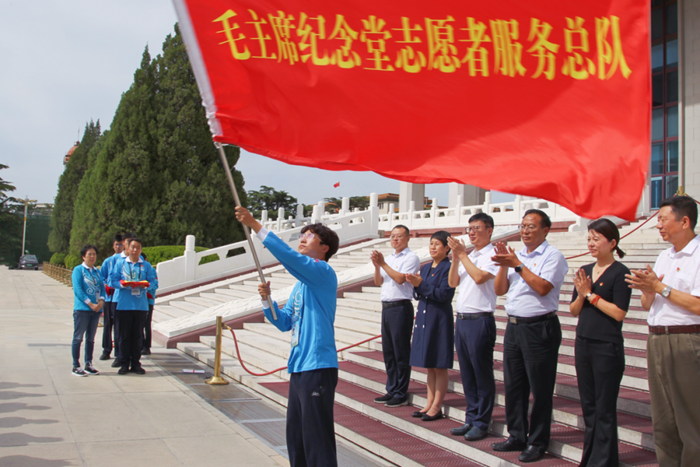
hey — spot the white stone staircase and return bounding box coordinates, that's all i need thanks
[172,223,683,466]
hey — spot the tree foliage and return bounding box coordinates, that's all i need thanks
[0,164,22,266]
[69,25,246,259]
[248,185,298,220]
[324,196,370,213]
[48,120,101,254]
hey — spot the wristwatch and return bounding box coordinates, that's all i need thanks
[661,286,672,298]
[514,264,524,274]
[585,292,593,301]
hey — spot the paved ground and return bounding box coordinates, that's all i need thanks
[0,267,382,467]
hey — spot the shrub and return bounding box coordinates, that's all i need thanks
[64,254,81,270]
[141,245,209,267]
[50,252,67,266]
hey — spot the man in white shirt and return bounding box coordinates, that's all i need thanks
[370,225,421,408]
[447,213,500,442]
[626,195,700,466]
[491,209,568,463]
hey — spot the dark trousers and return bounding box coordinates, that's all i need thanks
[115,310,144,368]
[72,310,101,367]
[503,315,562,449]
[287,368,338,467]
[575,336,624,467]
[381,301,414,399]
[455,314,497,430]
[101,301,118,356]
[142,304,153,350]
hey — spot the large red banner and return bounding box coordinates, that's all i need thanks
[173,0,650,220]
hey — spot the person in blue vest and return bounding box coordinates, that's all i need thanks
[140,251,156,355]
[99,234,123,361]
[235,206,340,467]
[71,244,107,377]
[109,237,157,375]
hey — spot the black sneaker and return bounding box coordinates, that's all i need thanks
[111,359,122,368]
[385,397,408,408]
[99,353,110,361]
[72,367,88,377]
[141,348,151,355]
[84,363,99,375]
[118,366,129,375]
[130,366,146,375]
[373,393,393,404]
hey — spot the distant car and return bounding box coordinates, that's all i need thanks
[19,255,39,270]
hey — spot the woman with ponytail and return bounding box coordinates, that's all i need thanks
[569,218,631,466]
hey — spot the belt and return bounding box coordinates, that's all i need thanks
[457,312,493,320]
[649,324,700,335]
[382,300,412,308]
[507,312,557,325]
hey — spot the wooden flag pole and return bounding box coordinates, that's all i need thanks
[216,143,277,320]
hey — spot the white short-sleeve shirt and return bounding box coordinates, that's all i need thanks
[456,244,499,313]
[504,240,568,317]
[380,247,421,302]
[648,235,700,326]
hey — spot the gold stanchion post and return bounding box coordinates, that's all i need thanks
[206,316,229,385]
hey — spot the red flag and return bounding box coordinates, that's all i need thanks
[333,182,340,188]
[173,0,650,220]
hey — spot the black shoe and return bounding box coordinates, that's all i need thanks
[518,445,545,463]
[111,360,121,368]
[141,348,151,355]
[411,411,426,418]
[421,411,443,421]
[99,353,110,361]
[374,393,392,404]
[492,437,527,452]
[118,366,129,375]
[464,426,488,441]
[130,366,146,375]
[450,423,472,436]
[72,367,88,377]
[84,363,99,375]
[385,397,408,408]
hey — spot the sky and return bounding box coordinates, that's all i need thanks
[0,1,511,207]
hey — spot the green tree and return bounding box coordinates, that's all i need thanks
[0,164,22,266]
[70,26,247,258]
[248,185,298,220]
[324,196,370,213]
[48,120,101,254]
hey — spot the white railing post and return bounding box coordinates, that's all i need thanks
[277,207,284,231]
[431,197,438,226]
[296,203,304,227]
[184,235,196,281]
[340,197,349,216]
[389,203,396,226]
[369,192,379,233]
[483,191,492,215]
[455,194,463,225]
[408,201,415,229]
[261,209,268,227]
[514,195,522,220]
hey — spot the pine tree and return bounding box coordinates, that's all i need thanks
[70,26,246,258]
[0,164,22,265]
[48,120,101,253]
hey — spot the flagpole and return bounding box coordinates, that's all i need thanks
[216,143,277,320]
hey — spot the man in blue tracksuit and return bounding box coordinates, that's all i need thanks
[109,237,157,375]
[235,206,340,467]
[100,234,124,361]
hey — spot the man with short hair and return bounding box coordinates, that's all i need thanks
[491,209,568,462]
[447,213,499,441]
[235,206,341,467]
[99,234,123,361]
[108,232,137,368]
[370,225,421,408]
[626,195,700,465]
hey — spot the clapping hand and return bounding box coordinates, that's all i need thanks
[573,268,592,297]
[491,242,521,268]
[625,265,663,295]
[405,272,422,287]
[447,237,467,258]
[370,250,385,267]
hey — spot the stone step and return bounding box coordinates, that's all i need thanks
[179,343,485,467]
[167,299,206,314]
[198,292,233,303]
[184,295,222,308]
[154,304,194,319]
[338,360,655,452]
[213,288,251,299]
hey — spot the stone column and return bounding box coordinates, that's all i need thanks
[399,182,425,212]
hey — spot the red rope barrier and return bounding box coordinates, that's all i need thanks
[225,326,381,376]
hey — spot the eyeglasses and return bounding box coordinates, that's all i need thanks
[467,226,482,233]
[390,235,405,240]
[299,232,324,244]
[519,224,539,231]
